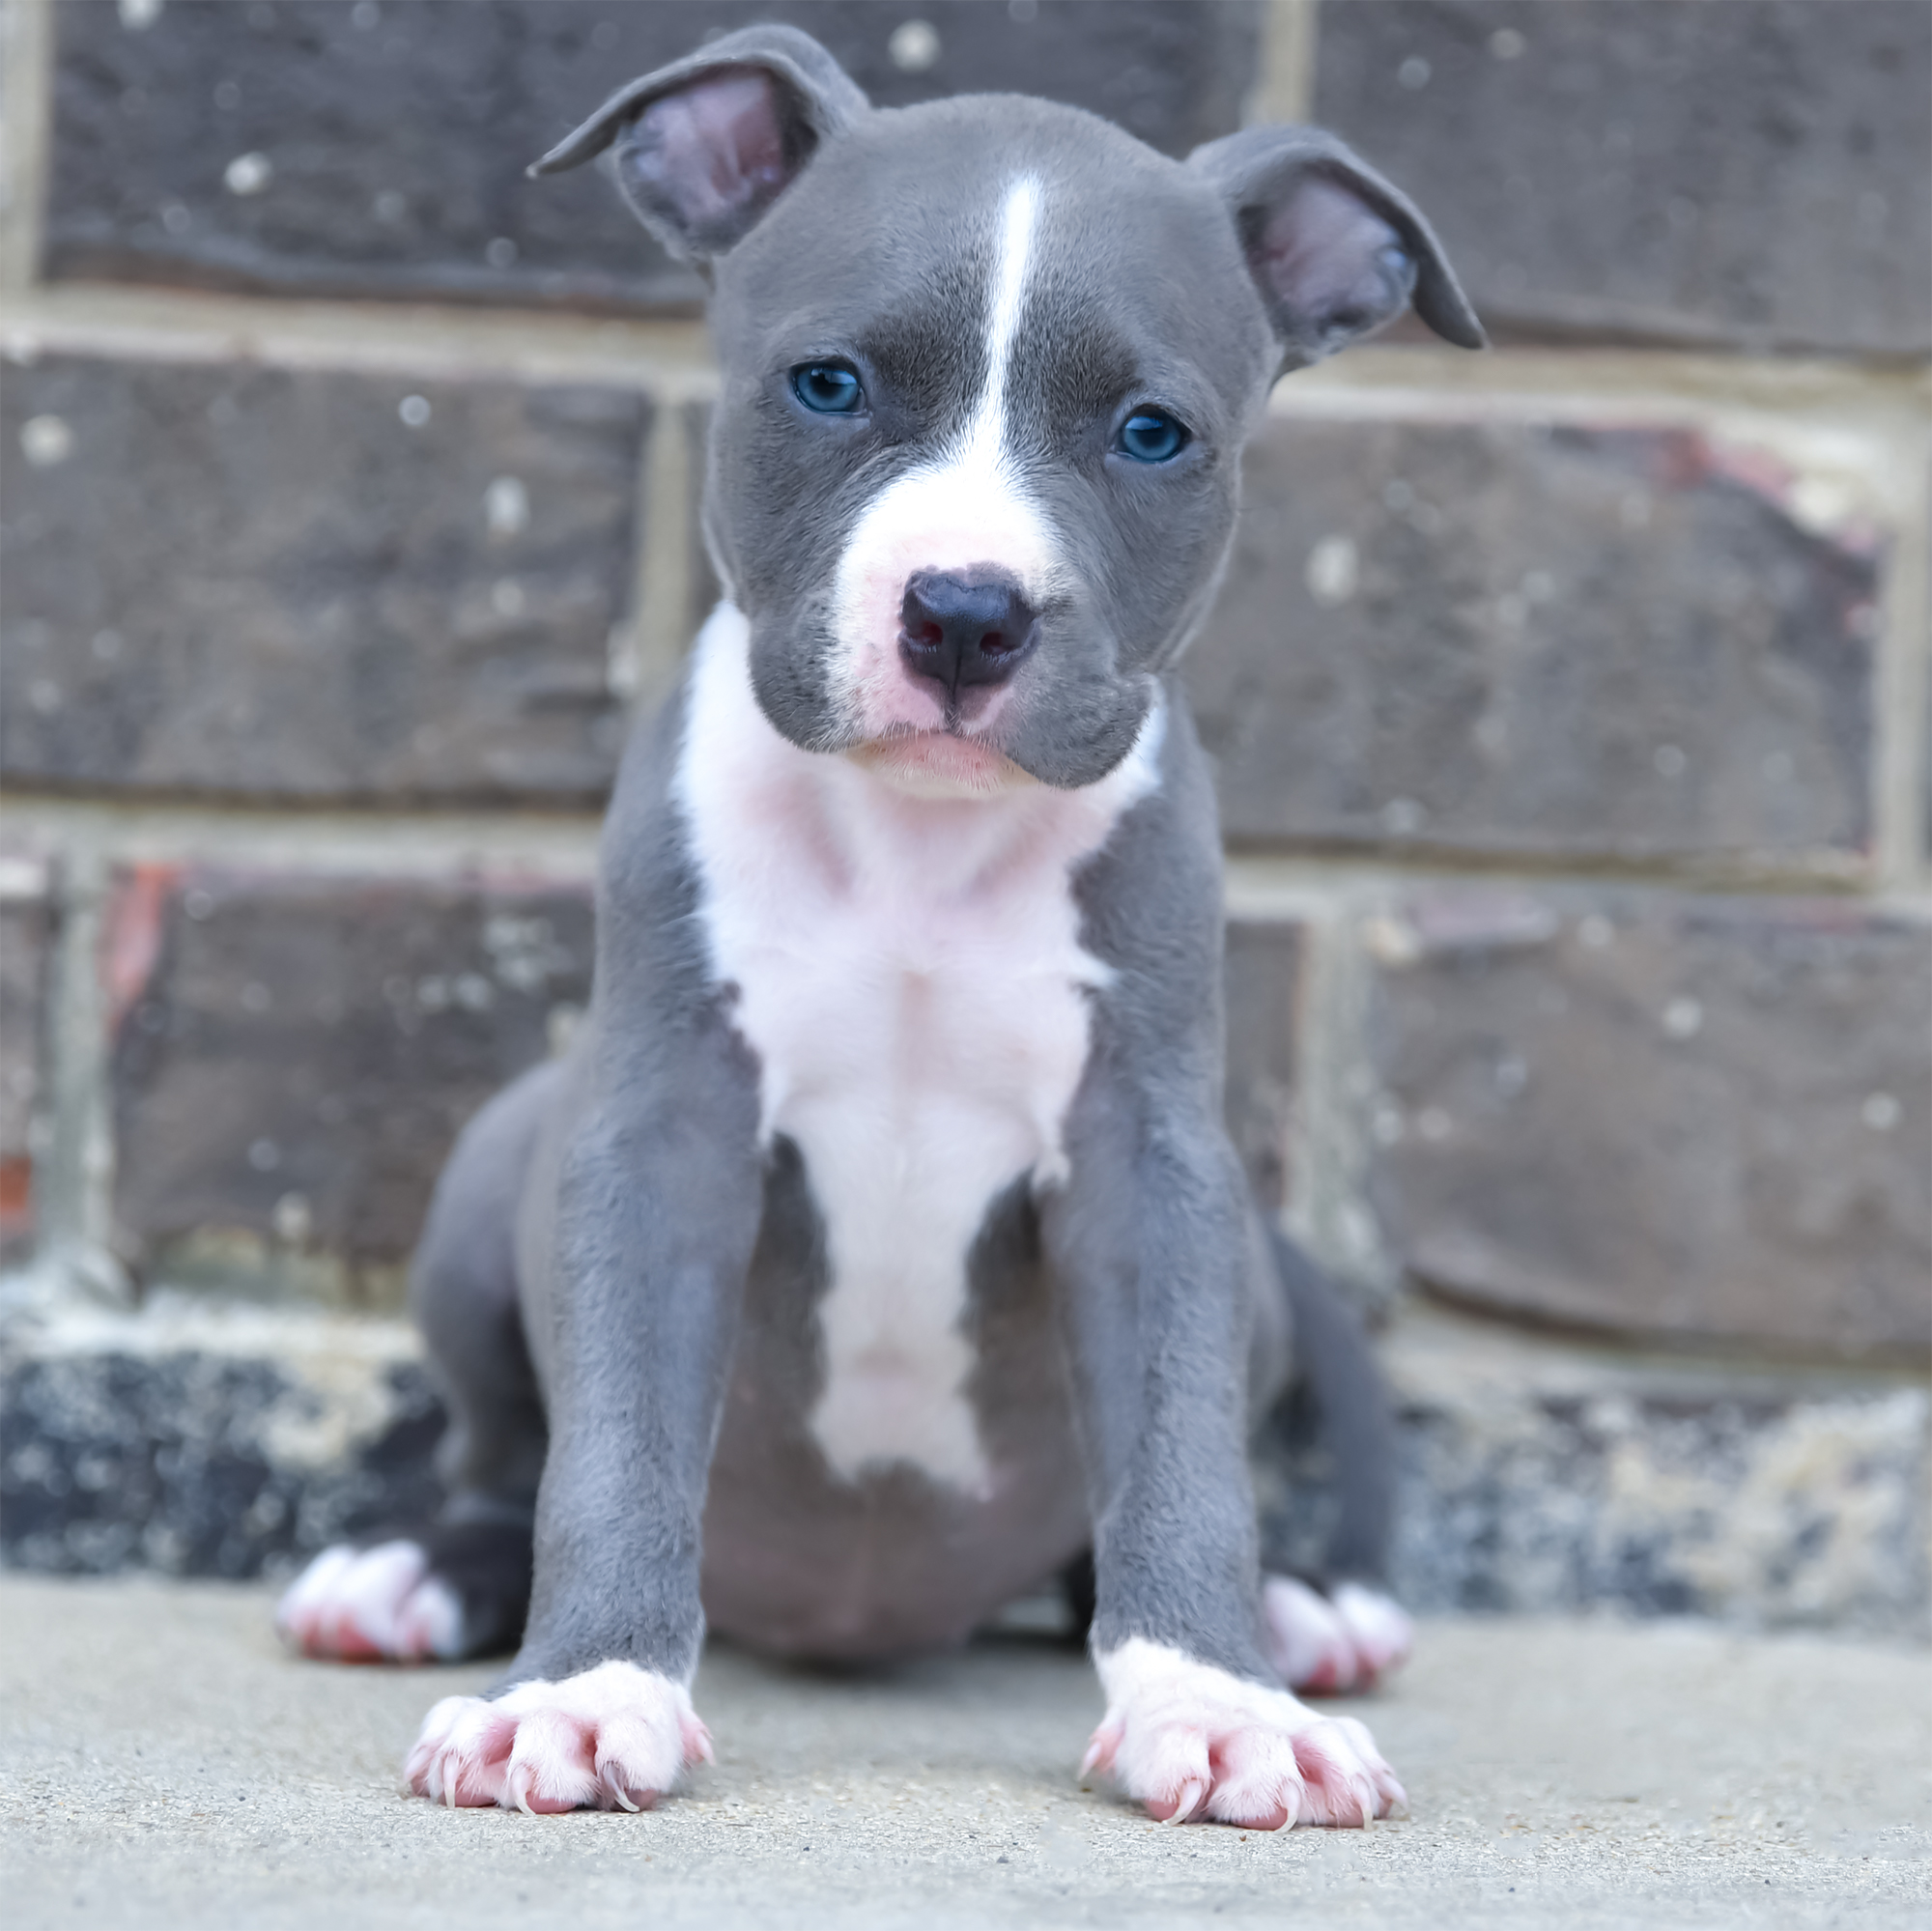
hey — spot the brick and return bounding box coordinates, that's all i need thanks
[1363,890,1932,1358]
[1313,0,1932,357]
[1223,920,1303,1215]
[107,866,594,1305]
[1188,417,1880,864]
[43,0,1259,311]
[0,859,53,1261]
[100,877,1298,1299]
[1,354,642,803]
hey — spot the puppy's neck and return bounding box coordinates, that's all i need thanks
[677,602,1165,912]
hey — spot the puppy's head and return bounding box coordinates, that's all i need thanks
[536,26,1482,796]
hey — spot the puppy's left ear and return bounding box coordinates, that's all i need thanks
[1190,126,1485,372]
[527,23,867,265]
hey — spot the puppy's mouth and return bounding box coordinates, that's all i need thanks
[844,725,1037,800]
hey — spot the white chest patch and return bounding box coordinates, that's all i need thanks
[676,606,1163,1492]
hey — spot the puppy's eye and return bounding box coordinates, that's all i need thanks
[791,362,866,414]
[1116,410,1190,464]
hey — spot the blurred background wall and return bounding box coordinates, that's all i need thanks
[0,0,1927,1631]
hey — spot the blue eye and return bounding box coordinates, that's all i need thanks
[1117,409,1189,464]
[791,362,865,413]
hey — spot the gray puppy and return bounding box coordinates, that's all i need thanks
[277,23,1481,1830]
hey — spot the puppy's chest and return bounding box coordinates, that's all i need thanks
[753,888,1093,1128]
[706,802,1105,1493]
[676,610,1155,1493]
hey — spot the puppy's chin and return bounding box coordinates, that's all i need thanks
[843,730,1038,801]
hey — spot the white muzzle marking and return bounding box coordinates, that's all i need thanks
[827,177,1062,745]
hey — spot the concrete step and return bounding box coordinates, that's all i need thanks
[3,1295,1926,1635]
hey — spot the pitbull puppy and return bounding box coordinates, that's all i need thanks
[276,24,1481,1828]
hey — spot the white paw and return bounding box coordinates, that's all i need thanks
[405,1660,713,1813]
[1262,1576,1413,1693]
[1084,1637,1405,1830]
[1333,1581,1414,1679]
[275,1541,462,1662]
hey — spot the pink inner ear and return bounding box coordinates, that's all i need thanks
[1256,175,1406,327]
[635,67,789,231]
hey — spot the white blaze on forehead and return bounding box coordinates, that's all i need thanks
[829,176,1060,740]
[973,176,1039,463]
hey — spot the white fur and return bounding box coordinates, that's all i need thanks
[677,603,1162,1492]
[1261,1575,1358,1691]
[1261,1576,1414,1692]
[827,176,1060,739]
[1333,1581,1415,1679]
[274,1539,462,1661]
[406,1660,711,1812]
[1086,1637,1405,1830]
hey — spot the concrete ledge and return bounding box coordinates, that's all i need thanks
[0,1298,438,1576]
[5,1296,1925,1638]
[1378,1308,1931,1635]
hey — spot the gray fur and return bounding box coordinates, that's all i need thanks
[514,695,764,1686]
[705,90,1278,789]
[527,22,867,266]
[405,25,1479,1696]
[411,1062,554,1520]
[1043,703,1277,1678]
[1190,124,1487,371]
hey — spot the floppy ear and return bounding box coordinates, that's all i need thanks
[527,23,868,266]
[1189,126,1485,373]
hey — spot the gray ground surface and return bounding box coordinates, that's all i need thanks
[1,1576,1925,1929]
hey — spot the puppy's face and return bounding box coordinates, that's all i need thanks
[534,28,1479,795]
[704,100,1279,796]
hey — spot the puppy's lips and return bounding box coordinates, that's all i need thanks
[845,727,1035,798]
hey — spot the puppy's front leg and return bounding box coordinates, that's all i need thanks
[409,988,763,1814]
[1044,1073,1406,1831]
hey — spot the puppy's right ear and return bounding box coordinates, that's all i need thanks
[528,24,867,265]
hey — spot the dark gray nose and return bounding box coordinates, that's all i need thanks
[898,572,1038,699]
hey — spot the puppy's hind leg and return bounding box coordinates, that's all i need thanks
[276,1063,559,1663]
[1257,1230,1413,1696]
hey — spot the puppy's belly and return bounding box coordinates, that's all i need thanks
[699,1413,1090,1660]
[698,1199,1091,1661]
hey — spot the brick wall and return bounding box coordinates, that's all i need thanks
[2,1,1927,1625]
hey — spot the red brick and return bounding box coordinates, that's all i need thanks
[1366,889,1932,1357]
[108,866,594,1303]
